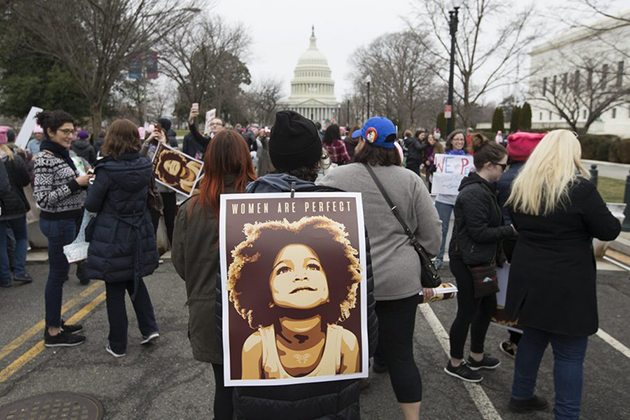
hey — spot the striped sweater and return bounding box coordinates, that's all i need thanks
[33,151,86,220]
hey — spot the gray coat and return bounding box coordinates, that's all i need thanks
[319,163,442,300]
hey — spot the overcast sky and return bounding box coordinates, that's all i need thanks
[212,0,629,104]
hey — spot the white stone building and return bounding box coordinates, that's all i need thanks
[281,28,340,125]
[527,10,630,136]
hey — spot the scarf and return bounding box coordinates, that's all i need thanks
[40,139,77,172]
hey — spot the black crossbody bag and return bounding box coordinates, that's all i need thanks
[363,163,441,288]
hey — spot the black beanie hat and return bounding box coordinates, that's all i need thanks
[157,117,172,132]
[269,111,322,172]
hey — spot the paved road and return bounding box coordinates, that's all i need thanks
[1,263,629,419]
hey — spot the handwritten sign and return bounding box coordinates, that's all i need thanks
[431,154,473,195]
[204,108,216,135]
[15,106,43,149]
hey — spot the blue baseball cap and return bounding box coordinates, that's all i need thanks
[351,117,397,149]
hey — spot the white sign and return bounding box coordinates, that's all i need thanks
[431,154,473,195]
[15,106,43,149]
[204,108,217,135]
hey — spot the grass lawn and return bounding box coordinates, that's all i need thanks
[598,176,625,203]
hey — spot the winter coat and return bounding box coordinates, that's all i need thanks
[496,161,525,226]
[506,178,620,336]
[0,155,30,220]
[0,160,9,216]
[71,139,96,166]
[220,173,378,420]
[94,137,105,155]
[171,176,240,364]
[256,136,274,177]
[448,172,515,265]
[84,153,159,285]
[404,137,429,165]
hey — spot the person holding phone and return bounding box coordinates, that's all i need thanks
[33,110,93,347]
[187,104,225,158]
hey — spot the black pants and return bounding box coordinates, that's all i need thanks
[448,257,497,360]
[160,192,177,246]
[375,295,422,403]
[211,363,233,420]
[105,279,158,354]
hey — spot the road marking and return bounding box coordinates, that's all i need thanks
[0,291,106,384]
[596,328,630,359]
[419,304,503,420]
[0,282,103,362]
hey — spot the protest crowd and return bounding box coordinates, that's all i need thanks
[0,103,621,420]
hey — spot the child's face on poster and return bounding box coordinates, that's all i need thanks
[269,244,329,310]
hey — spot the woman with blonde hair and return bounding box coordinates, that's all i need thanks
[505,130,620,417]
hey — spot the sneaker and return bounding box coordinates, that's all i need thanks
[141,332,160,345]
[499,341,517,359]
[44,330,86,347]
[106,345,126,358]
[61,320,83,335]
[467,354,501,371]
[509,395,549,413]
[444,361,483,383]
[13,273,33,283]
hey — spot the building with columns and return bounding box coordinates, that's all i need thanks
[281,28,340,125]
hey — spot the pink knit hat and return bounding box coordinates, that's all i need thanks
[506,132,546,162]
[0,126,10,144]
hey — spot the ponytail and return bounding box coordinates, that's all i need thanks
[471,133,506,170]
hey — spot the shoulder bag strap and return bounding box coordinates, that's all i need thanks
[362,163,431,258]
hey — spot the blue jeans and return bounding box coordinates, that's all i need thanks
[511,326,588,420]
[0,216,28,284]
[40,218,77,328]
[105,279,158,353]
[435,201,454,261]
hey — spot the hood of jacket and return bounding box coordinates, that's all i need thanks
[96,153,152,193]
[72,139,91,151]
[246,173,315,193]
[458,171,496,193]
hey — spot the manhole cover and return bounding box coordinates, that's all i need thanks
[0,392,104,420]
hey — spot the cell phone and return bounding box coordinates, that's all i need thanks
[192,103,199,111]
[155,123,162,132]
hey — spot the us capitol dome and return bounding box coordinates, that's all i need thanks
[282,27,340,124]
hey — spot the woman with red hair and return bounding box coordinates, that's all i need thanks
[172,129,256,420]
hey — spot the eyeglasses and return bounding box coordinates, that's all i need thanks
[210,123,223,127]
[58,129,74,135]
[494,162,507,171]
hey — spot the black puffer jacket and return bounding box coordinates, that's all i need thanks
[71,139,96,166]
[448,172,514,265]
[217,174,378,420]
[84,153,159,286]
[0,155,30,220]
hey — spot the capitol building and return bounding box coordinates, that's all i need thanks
[281,28,340,124]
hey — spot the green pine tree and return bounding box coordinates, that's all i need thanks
[510,106,521,132]
[491,108,505,132]
[519,102,532,131]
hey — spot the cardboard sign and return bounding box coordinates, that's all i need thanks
[204,109,216,135]
[490,263,522,333]
[152,142,204,197]
[431,154,473,195]
[15,107,43,149]
[220,193,369,387]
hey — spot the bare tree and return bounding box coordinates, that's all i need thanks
[408,0,539,128]
[160,15,251,120]
[9,0,202,135]
[529,43,630,134]
[242,78,284,126]
[348,31,442,131]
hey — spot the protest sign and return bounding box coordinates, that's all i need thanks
[15,106,43,149]
[220,193,369,387]
[204,108,216,135]
[491,262,522,333]
[152,143,204,197]
[431,153,473,195]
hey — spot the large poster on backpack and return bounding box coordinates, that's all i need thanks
[219,193,368,387]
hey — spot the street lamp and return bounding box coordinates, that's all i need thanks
[446,6,459,136]
[365,75,372,117]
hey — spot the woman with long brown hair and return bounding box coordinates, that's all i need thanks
[172,130,256,420]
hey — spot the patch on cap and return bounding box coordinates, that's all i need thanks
[365,127,378,144]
